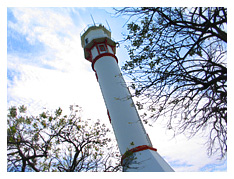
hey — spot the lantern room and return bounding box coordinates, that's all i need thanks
[80,24,116,63]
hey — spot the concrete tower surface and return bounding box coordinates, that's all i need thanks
[80,24,174,172]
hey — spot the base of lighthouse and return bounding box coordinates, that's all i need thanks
[122,149,174,172]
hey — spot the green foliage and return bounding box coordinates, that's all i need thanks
[127,22,140,34]
[7,105,122,172]
[121,147,138,171]
[18,105,27,113]
[55,107,62,117]
[9,106,17,118]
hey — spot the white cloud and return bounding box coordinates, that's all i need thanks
[8,56,105,115]
[9,8,74,43]
[7,7,105,116]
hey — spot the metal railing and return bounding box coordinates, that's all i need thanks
[80,23,116,45]
[80,23,111,37]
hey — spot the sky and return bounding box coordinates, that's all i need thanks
[0,0,231,175]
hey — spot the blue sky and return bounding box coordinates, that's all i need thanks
[1,2,230,174]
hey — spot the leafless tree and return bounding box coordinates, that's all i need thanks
[115,7,227,158]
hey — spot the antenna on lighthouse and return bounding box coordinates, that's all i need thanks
[105,20,111,32]
[90,14,96,26]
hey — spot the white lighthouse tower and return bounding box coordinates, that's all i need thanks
[80,24,174,172]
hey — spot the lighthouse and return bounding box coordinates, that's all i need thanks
[80,24,174,172]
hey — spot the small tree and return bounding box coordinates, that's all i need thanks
[7,105,122,172]
[115,7,227,158]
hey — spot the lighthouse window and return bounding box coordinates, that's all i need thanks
[85,38,89,45]
[98,44,107,52]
